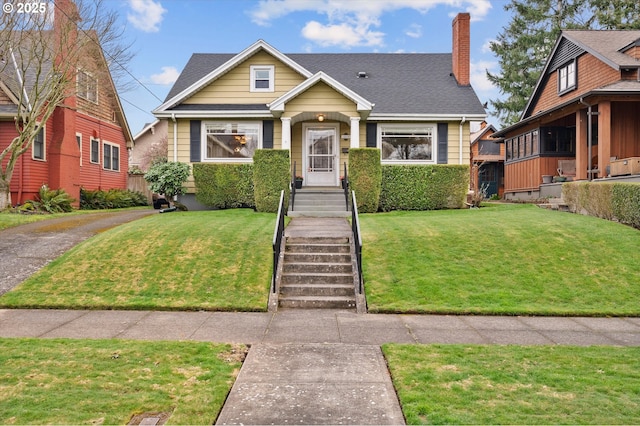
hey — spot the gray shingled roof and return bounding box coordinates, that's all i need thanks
[563,30,640,69]
[165,51,485,116]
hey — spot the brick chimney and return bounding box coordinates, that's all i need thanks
[452,12,470,86]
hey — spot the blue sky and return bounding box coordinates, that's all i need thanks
[114,0,513,135]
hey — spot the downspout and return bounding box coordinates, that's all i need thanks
[459,116,466,164]
[171,113,177,162]
[580,98,593,181]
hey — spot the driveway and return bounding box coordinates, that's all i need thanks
[0,209,156,295]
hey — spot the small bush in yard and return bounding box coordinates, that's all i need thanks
[80,188,148,210]
[348,148,382,213]
[612,183,640,229]
[193,163,254,209]
[144,161,191,205]
[20,185,75,213]
[253,150,290,213]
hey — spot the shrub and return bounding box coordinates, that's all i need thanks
[80,188,148,210]
[612,183,640,229]
[23,185,75,213]
[563,182,640,229]
[379,165,469,211]
[348,148,382,213]
[253,149,290,213]
[193,163,254,209]
[144,161,191,201]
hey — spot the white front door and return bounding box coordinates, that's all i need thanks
[304,125,338,186]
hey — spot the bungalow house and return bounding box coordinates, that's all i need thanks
[492,30,640,200]
[153,13,486,209]
[0,0,132,207]
[470,122,503,198]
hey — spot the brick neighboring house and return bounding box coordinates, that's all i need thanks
[493,30,640,200]
[0,0,132,207]
[152,13,486,209]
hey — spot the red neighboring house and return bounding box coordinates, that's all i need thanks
[493,30,640,200]
[0,0,132,206]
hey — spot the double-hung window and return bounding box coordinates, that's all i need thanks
[379,124,435,162]
[32,127,45,160]
[204,122,261,161]
[90,137,100,164]
[558,60,576,94]
[77,70,98,103]
[103,142,120,171]
[250,65,274,92]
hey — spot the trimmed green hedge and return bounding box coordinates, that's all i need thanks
[563,181,640,229]
[193,163,254,209]
[379,164,469,211]
[253,149,290,213]
[348,148,382,213]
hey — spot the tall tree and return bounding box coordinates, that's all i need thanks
[487,0,640,127]
[0,0,133,210]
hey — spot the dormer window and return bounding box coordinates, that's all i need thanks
[250,65,274,92]
[558,60,576,94]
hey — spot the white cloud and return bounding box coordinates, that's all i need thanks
[127,0,166,33]
[249,0,491,48]
[150,66,179,85]
[405,23,422,39]
[481,39,495,54]
[470,60,497,92]
[302,21,384,48]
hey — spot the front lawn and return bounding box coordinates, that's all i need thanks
[383,344,640,424]
[0,338,244,425]
[361,203,640,315]
[0,209,275,311]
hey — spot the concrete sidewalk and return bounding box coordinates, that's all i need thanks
[2,308,639,345]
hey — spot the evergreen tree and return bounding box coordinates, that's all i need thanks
[488,0,640,127]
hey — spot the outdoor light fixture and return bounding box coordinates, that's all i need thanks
[317,114,325,122]
[341,132,350,140]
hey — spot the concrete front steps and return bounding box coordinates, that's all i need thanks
[538,197,570,212]
[278,236,357,310]
[288,188,350,217]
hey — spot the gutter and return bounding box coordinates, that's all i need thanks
[171,113,177,162]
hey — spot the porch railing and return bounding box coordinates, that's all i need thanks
[343,162,349,210]
[271,190,286,294]
[351,190,363,294]
[290,161,297,211]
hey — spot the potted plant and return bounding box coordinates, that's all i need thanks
[294,175,304,189]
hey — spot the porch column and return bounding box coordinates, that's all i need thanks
[598,101,611,178]
[576,109,588,180]
[281,117,291,150]
[350,117,360,149]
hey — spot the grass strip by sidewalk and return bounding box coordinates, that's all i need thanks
[361,203,640,316]
[383,344,640,424]
[0,209,275,311]
[0,338,245,425]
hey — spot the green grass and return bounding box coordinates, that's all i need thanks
[0,338,244,425]
[0,209,275,311]
[361,203,640,316]
[383,344,640,424]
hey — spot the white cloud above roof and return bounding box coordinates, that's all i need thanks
[249,0,491,47]
[150,66,180,85]
[127,0,167,33]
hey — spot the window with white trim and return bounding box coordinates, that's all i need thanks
[77,70,98,103]
[90,137,100,164]
[32,126,45,160]
[203,122,261,161]
[558,60,576,94]
[250,65,274,92]
[379,124,436,162]
[103,141,120,171]
[76,133,83,166]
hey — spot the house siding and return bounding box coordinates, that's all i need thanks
[530,54,620,116]
[184,50,306,105]
[281,82,358,118]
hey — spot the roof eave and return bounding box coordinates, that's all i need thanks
[368,113,486,121]
[154,110,273,119]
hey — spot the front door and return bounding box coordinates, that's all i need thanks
[304,125,338,186]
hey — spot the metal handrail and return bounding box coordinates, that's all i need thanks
[291,161,297,211]
[343,162,349,211]
[351,190,363,294]
[271,190,286,294]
